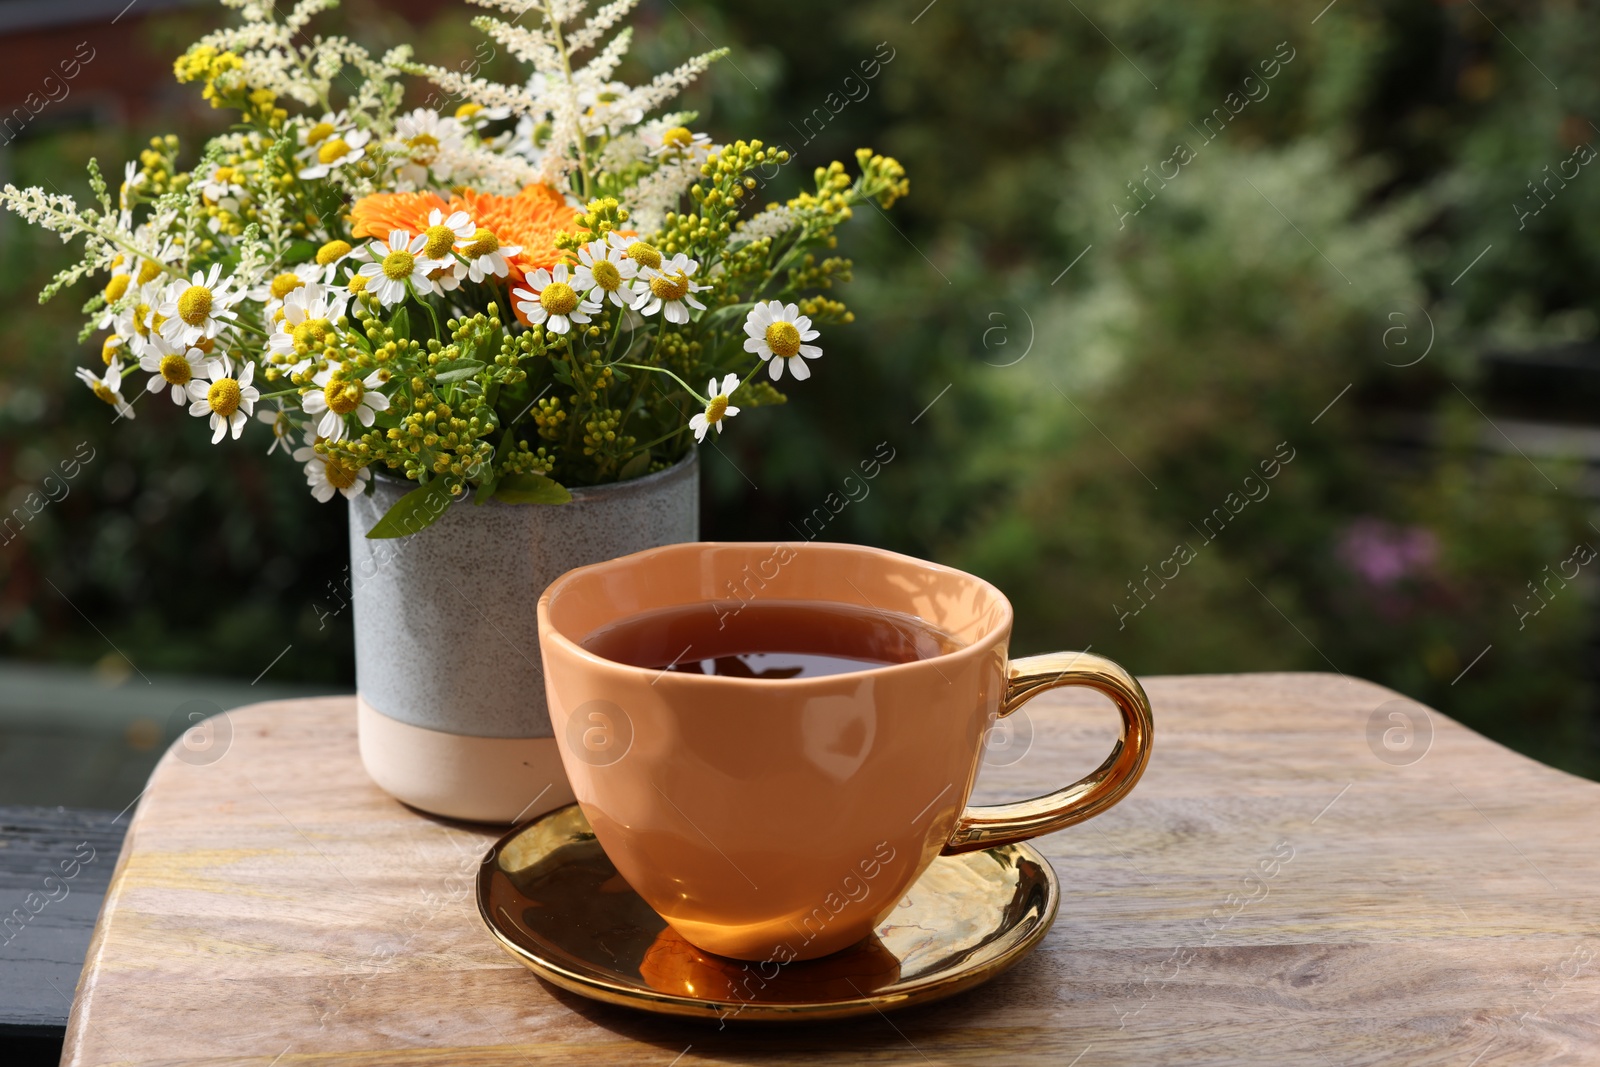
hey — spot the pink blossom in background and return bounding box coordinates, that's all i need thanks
[1337,518,1439,587]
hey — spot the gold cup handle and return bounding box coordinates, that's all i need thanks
[943,651,1154,855]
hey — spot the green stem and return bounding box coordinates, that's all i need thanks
[544,1,593,203]
[614,362,706,403]
[418,294,442,342]
[634,423,689,452]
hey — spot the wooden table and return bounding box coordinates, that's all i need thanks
[61,675,1600,1066]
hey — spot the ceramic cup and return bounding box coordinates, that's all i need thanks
[536,541,1154,961]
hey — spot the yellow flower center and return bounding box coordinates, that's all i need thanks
[317,138,351,165]
[590,259,621,290]
[454,103,482,120]
[177,285,213,326]
[305,121,335,145]
[323,458,358,490]
[293,318,331,352]
[407,133,440,161]
[91,382,117,406]
[136,260,162,286]
[207,377,241,417]
[131,303,151,338]
[765,320,801,358]
[193,336,215,354]
[269,272,304,300]
[381,250,415,281]
[540,281,579,316]
[213,166,235,183]
[104,274,130,302]
[649,271,690,302]
[423,224,457,259]
[158,353,192,385]
[662,126,693,149]
[100,337,120,365]
[465,228,499,257]
[705,395,728,423]
[324,377,364,415]
[316,239,352,265]
[348,274,369,294]
[625,241,662,270]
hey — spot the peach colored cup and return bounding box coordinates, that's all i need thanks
[537,542,1154,962]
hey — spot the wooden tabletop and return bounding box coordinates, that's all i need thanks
[61,675,1600,1066]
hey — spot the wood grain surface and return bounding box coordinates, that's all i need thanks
[60,674,1600,1066]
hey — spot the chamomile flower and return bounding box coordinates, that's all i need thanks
[689,374,741,442]
[606,232,663,272]
[99,333,127,367]
[199,163,248,205]
[75,361,135,420]
[419,208,474,294]
[302,363,390,442]
[744,300,822,381]
[579,82,644,131]
[390,109,466,189]
[513,264,601,334]
[138,333,214,405]
[268,284,348,375]
[355,230,445,307]
[156,264,242,347]
[295,432,371,502]
[573,238,641,307]
[646,125,713,158]
[256,400,296,456]
[633,253,707,324]
[313,238,362,285]
[112,292,166,358]
[458,225,520,283]
[186,356,258,443]
[248,262,321,323]
[296,113,372,180]
[454,102,512,130]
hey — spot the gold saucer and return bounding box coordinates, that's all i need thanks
[477,804,1060,1022]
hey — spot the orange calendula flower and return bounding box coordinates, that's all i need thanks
[349,191,451,241]
[350,184,578,286]
[449,184,578,284]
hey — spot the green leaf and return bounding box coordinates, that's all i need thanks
[433,358,485,384]
[389,306,410,341]
[365,478,455,539]
[493,472,572,505]
[617,451,652,482]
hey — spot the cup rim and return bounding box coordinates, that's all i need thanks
[537,541,1014,688]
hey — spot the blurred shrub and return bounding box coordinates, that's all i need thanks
[1,0,1596,774]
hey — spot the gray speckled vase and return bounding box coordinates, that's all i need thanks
[349,453,698,823]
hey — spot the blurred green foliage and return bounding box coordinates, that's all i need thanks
[1,0,1596,776]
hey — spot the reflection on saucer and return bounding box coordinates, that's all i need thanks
[639,925,902,1002]
[477,803,1059,1021]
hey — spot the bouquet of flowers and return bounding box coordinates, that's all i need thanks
[1,0,907,535]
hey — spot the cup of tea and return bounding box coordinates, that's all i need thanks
[536,542,1153,962]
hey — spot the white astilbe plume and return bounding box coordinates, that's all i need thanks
[474,18,562,71]
[620,156,705,233]
[408,0,724,194]
[731,205,798,247]
[197,1,403,120]
[448,145,544,196]
[564,0,641,54]
[0,161,183,303]
[579,25,633,85]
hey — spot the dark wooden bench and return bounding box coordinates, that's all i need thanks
[0,807,128,1066]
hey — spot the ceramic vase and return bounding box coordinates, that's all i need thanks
[347,453,698,823]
